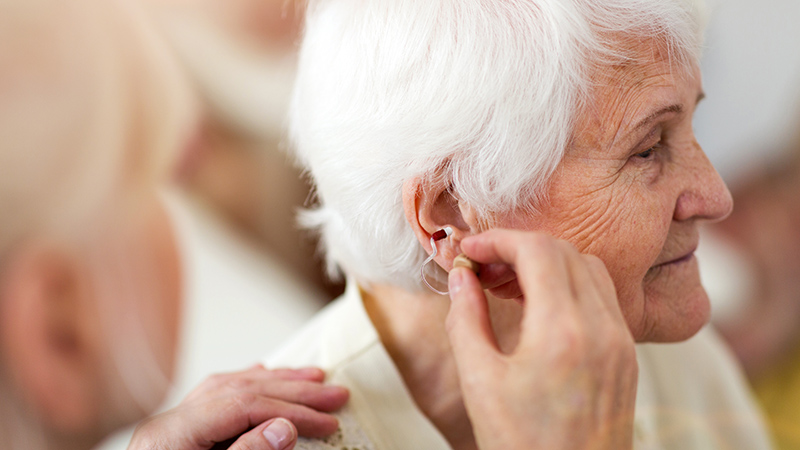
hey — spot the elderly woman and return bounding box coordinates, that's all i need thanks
[269,0,773,449]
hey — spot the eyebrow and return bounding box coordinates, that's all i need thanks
[632,104,683,133]
[632,91,705,133]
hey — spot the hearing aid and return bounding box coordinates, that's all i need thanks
[421,227,480,295]
[421,227,452,295]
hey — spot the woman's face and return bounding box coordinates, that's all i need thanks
[498,43,732,343]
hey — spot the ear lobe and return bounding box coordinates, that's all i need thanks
[402,177,478,271]
[0,240,101,434]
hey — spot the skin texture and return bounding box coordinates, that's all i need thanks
[128,365,348,450]
[0,1,345,448]
[424,41,731,343]
[529,53,732,343]
[0,188,347,450]
[365,38,733,450]
[447,231,637,450]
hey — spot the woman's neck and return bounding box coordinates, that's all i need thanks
[361,283,522,450]
[362,284,476,450]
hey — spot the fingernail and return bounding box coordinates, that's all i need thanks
[449,268,464,295]
[263,418,295,450]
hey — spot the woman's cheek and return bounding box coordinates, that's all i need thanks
[594,194,672,324]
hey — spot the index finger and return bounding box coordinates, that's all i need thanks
[460,229,574,307]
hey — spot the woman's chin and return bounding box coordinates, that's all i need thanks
[635,258,711,343]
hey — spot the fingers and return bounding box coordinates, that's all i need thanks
[582,254,627,325]
[461,230,619,309]
[485,279,524,300]
[132,365,346,450]
[475,262,518,290]
[259,367,327,382]
[187,394,340,443]
[227,418,297,450]
[462,229,575,310]
[446,267,502,371]
[252,380,349,412]
[184,366,342,410]
[459,230,625,346]
[449,229,638,450]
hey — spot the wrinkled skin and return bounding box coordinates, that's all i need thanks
[447,230,638,450]
[389,38,733,450]
[489,43,733,343]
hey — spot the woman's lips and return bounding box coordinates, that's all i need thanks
[652,247,697,268]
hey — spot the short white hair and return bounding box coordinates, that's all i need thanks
[290,0,706,290]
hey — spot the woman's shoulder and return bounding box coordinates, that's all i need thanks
[265,282,381,370]
[636,326,756,408]
[634,327,773,450]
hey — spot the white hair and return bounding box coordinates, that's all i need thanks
[290,0,706,290]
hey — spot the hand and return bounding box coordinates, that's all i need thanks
[445,229,638,450]
[128,365,349,450]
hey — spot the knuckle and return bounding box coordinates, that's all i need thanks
[230,392,260,412]
[205,373,230,388]
[518,234,557,261]
[582,254,606,270]
[224,376,252,392]
[525,233,555,250]
[555,238,579,254]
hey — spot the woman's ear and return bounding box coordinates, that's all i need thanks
[0,240,102,435]
[402,176,480,271]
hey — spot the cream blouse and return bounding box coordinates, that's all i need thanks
[267,281,773,450]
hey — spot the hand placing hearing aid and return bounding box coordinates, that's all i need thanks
[421,227,480,295]
[453,253,480,274]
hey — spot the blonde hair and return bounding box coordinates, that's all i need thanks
[0,0,194,254]
[0,0,194,445]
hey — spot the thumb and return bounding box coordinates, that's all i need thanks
[446,267,502,371]
[229,418,297,450]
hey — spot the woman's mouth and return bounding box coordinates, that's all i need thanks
[652,247,697,269]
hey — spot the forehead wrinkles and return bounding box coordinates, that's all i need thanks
[571,38,683,151]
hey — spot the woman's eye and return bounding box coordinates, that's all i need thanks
[635,145,657,159]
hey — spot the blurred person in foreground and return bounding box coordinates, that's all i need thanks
[0,0,347,449]
[267,0,774,449]
[143,0,336,295]
[88,4,340,423]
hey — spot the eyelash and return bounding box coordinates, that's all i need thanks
[635,141,661,160]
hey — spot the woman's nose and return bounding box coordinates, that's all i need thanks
[674,141,734,223]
